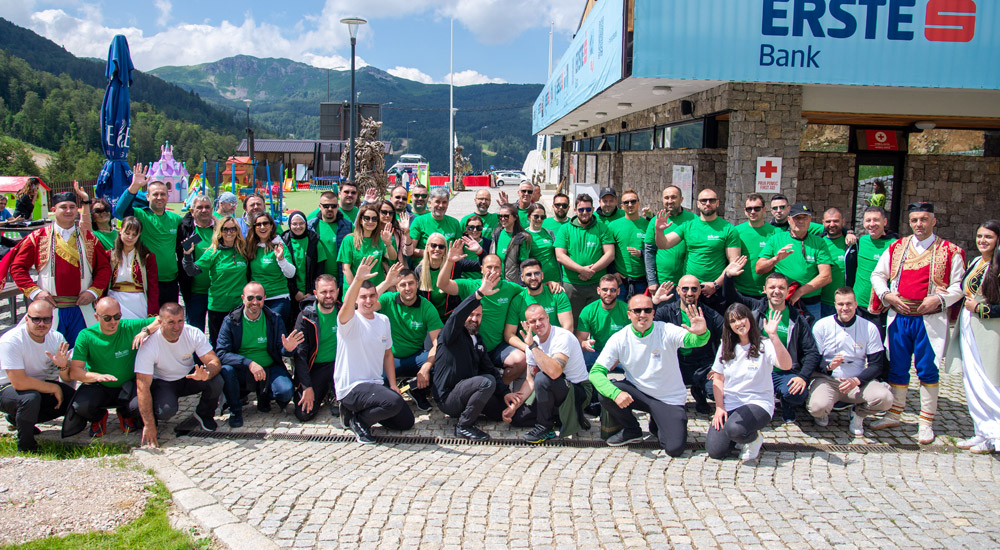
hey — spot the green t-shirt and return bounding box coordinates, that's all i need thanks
[240,313,273,368]
[249,247,290,299]
[670,216,739,284]
[461,212,499,238]
[763,307,790,371]
[775,221,825,237]
[409,214,462,250]
[133,208,183,281]
[526,228,560,283]
[189,225,215,294]
[71,318,153,388]
[288,235,327,293]
[517,206,532,229]
[496,230,531,265]
[820,235,848,306]
[315,308,338,363]
[195,247,248,312]
[597,208,625,225]
[554,219,613,285]
[542,217,569,235]
[507,288,571,327]
[760,231,834,299]
[94,229,117,252]
[336,234,388,292]
[456,278,523,352]
[644,209,696,286]
[607,216,650,278]
[378,293,443,359]
[309,205,358,224]
[577,299,629,352]
[854,234,893,308]
[315,219,345,276]
[734,222,779,297]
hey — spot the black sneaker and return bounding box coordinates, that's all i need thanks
[257,397,272,413]
[407,386,432,412]
[455,425,490,441]
[607,428,644,447]
[330,400,341,417]
[340,404,353,429]
[523,424,557,444]
[228,410,243,428]
[194,410,218,432]
[349,417,375,444]
[694,399,712,415]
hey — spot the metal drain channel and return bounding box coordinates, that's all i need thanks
[179,430,936,454]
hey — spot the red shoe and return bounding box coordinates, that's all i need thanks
[89,410,109,438]
[118,414,138,435]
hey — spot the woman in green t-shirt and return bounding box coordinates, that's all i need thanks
[337,203,398,293]
[182,216,248,346]
[525,203,560,284]
[490,204,532,284]
[244,212,296,326]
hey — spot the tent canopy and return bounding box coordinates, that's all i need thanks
[0,176,51,193]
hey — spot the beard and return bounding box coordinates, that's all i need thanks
[465,321,480,334]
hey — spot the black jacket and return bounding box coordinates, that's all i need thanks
[292,296,340,389]
[216,305,292,371]
[653,296,725,370]
[489,227,531,284]
[307,213,352,287]
[176,213,213,296]
[431,293,506,403]
[281,229,325,297]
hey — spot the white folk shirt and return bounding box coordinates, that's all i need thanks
[596,322,689,406]
[526,326,589,384]
[335,312,392,400]
[135,326,213,382]
[0,324,66,385]
[711,340,779,416]
[812,315,883,379]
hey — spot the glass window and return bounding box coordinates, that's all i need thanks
[629,130,653,151]
[669,121,704,149]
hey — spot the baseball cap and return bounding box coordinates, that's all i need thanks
[788,203,813,217]
[599,187,616,199]
[218,191,238,204]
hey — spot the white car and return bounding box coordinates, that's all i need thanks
[494,171,527,187]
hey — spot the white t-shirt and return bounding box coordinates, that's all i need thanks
[526,326,589,384]
[595,321,689,406]
[812,315,883,379]
[134,326,214,382]
[711,340,778,416]
[335,312,392,399]
[0,324,66,385]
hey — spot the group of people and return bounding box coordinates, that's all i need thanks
[1,168,998,461]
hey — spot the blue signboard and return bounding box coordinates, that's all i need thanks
[633,0,998,89]
[532,0,625,135]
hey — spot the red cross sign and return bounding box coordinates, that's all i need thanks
[755,157,782,193]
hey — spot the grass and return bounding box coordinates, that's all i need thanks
[0,433,130,460]
[857,165,894,181]
[1,479,214,550]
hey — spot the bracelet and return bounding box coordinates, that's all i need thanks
[474,290,483,300]
[528,342,539,350]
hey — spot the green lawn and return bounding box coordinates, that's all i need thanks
[0,434,129,460]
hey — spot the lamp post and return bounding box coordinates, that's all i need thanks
[405,120,417,154]
[340,16,367,185]
[480,125,488,172]
[243,99,252,161]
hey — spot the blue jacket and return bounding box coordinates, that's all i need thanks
[216,305,292,370]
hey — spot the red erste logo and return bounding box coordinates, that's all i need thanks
[925,0,977,43]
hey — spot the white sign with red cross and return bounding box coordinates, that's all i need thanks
[755,157,782,193]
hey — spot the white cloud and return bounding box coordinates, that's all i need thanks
[445,70,506,86]
[154,0,172,27]
[387,66,434,84]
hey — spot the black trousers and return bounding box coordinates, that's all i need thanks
[71,382,139,421]
[858,307,889,380]
[294,361,335,422]
[340,382,415,431]
[208,310,229,349]
[158,279,179,307]
[599,379,688,457]
[1,382,74,451]
[510,374,589,429]
[438,375,505,428]
[705,404,771,459]
[150,376,223,422]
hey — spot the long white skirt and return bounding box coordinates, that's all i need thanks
[959,309,1000,441]
[108,290,147,320]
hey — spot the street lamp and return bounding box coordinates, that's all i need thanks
[243,99,253,161]
[340,16,367,185]
[480,125,488,172]
[405,120,417,153]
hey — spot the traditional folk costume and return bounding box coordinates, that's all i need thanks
[8,194,111,347]
[108,249,159,319]
[945,256,1000,451]
[870,219,964,437]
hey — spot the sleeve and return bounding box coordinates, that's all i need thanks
[423,300,444,332]
[870,244,894,299]
[942,248,968,307]
[505,293,525,326]
[378,293,393,310]
[215,318,250,368]
[811,318,829,356]
[292,314,312,389]
[844,242,858,288]
[724,225,740,248]
[796,322,821,379]
[588,361,621,400]
[86,233,112,296]
[9,233,40,296]
[113,189,138,219]
[759,234,777,259]
[133,340,156,376]
[864,321,884,354]
[599,223,613,244]
[277,254,296,278]
[382,319,392,351]
[71,332,91,363]
[408,219,421,242]
[548,332,574,359]
[454,278,476,299]
[0,336,24,371]
[815,238,834,266]
[441,293,482,345]
[681,330,710,349]
[577,307,593,334]
[643,241,659,287]
[762,340,779,371]
[594,335,619,376]
[710,346,725,374]
[554,292,571,314]
[335,236,353,264]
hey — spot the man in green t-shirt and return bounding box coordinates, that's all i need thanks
[820,207,850,318]
[770,194,824,236]
[756,203,834,321]
[308,191,353,279]
[644,185,696,293]
[308,181,360,224]
[542,193,571,235]
[461,189,499,237]
[733,193,778,297]
[846,206,895,340]
[409,188,462,257]
[506,259,573,331]
[377,267,444,412]
[291,274,340,422]
[607,189,649,300]
[63,297,159,437]
[576,274,629,368]
[554,193,615,322]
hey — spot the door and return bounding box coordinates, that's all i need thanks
[852,152,905,233]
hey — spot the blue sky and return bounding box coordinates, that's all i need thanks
[0,0,584,85]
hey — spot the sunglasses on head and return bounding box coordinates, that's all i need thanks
[26,314,53,324]
[745,206,763,212]
[99,313,123,322]
[428,243,446,250]
[244,295,265,302]
[630,307,653,314]
[361,215,379,222]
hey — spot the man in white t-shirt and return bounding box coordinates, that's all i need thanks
[503,304,591,443]
[589,295,709,456]
[336,256,414,444]
[0,300,74,452]
[134,302,223,448]
[807,287,893,436]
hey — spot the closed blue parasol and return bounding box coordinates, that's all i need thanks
[95,34,135,204]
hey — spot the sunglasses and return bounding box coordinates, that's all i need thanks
[221,226,238,233]
[698,198,719,204]
[244,295,265,302]
[99,313,123,322]
[497,214,510,220]
[380,210,394,216]
[341,190,357,195]
[519,190,532,194]
[622,200,638,206]
[522,271,542,278]
[320,203,339,209]
[412,194,428,199]
[679,286,700,292]
[553,203,569,208]
[530,215,546,220]
[745,206,763,212]
[466,225,483,231]
[428,243,446,250]
[92,208,109,214]
[630,307,654,314]
[26,315,53,324]
[254,222,272,228]
[361,215,379,222]
[598,287,619,293]
[577,207,593,213]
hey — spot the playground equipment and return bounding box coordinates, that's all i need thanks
[146,142,189,202]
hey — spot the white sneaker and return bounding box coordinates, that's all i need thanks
[918,424,935,445]
[957,435,986,450]
[814,414,829,427]
[739,433,764,461]
[969,441,994,455]
[848,410,864,436]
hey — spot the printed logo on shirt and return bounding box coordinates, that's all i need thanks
[652,348,661,360]
[409,320,424,330]
[497,297,510,305]
[181,354,192,362]
[257,337,267,344]
[748,359,761,371]
[707,235,721,241]
[261,257,274,265]
[114,349,130,359]
[611,323,625,332]
[169,228,177,234]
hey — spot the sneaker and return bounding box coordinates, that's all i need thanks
[330,400,341,417]
[831,401,852,412]
[454,425,490,441]
[957,435,987,450]
[340,404,353,429]
[606,428,644,447]
[918,424,935,445]
[523,424,557,444]
[870,416,900,430]
[89,410,109,438]
[118,415,138,435]
[257,397,272,413]
[406,386,432,412]
[584,403,601,417]
[194,410,218,432]
[228,410,244,428]
[349,417,375,444]
[969,441,994,455]
[739,433,764,461]
[848,410,865,436]
[813,414,829,427]
[694,400,712,415]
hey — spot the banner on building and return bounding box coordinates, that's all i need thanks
[755,157,782,193]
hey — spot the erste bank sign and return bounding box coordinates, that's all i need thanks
[632,0,998,89]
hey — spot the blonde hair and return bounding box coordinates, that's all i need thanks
[418,233,447,293]
[207,215,247,255]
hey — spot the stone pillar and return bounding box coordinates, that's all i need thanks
[724,84,804,221]
[985,131,1000,158]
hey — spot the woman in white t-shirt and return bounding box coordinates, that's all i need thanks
[707,303,792,461]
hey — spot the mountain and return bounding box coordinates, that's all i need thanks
[151,56,543,171]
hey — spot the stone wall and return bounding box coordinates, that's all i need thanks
[904,155,1000,251]
[620,150,727,210]
[796,152,857,226]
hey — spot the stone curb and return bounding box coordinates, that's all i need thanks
[133,449,279,550]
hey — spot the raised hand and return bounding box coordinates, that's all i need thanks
[462,235,482,254]
[281,330,305,352]
[775,244,795,262]
[273,242,285,262]
[73,180,89,202]
[724,255,748,278]
[763,308,782,336]
[479,270,501,296]
[364,187,379,204]
[497,190,509,205]
[654,210,673,231]
[652,281,675,305]
[681,304,707,335]
[381,223,394,245]
[355,255,379,282]
[383,261,404,287]
[447,239,466,263]
[131,163,150,189]
[398,214,410,233]
[45,341,71,371]
[519,321,535,349]
[185,364,211,381]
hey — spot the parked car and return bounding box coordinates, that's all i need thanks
[493,171,527,187]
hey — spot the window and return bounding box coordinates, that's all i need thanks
[629,130,653,151]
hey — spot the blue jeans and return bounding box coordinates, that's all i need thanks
[265,297,292,329]
[801,300,822,322]
[772,371,808,420]
[185,292,209,332]
[618,278,648,302]
[819,303,836,319]
[220,363,293,412]
[392,350,430,379]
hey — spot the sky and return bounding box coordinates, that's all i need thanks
[0,0,585,86]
